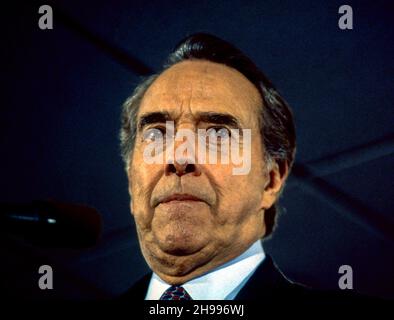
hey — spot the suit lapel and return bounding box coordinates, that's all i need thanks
[119,272,152,300]
[234,255,296,300]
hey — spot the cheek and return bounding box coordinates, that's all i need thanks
[130,148,161,193]
[128,152,161,224]
[209,164,265,225]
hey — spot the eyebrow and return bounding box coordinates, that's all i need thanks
[197,112,241,129]
[138,112,171,131]
[137,111,242,131]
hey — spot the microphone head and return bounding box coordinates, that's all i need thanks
[0,199,102,248]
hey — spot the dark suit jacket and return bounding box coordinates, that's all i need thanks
[118,255,376,304]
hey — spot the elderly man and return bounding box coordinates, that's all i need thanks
[118,33,305,301]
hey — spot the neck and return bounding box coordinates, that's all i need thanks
[145,239,262,285]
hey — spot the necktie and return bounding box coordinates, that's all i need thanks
[159,285,193,300]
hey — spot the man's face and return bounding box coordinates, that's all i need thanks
[128,60,275,284]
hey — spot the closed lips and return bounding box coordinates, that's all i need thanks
[161,194,203,203]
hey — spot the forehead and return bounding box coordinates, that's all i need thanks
[138,60,262,127]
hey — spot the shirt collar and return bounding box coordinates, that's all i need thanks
[145,240,265,300]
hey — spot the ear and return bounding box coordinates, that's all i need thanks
[261,160,289,210]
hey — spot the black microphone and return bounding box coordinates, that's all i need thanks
[0,200,102,248]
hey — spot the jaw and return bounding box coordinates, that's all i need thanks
[138,233,251,285]
[139,235,222,284]
[133,200,266,284]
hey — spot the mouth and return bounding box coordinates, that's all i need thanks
[160,193,205,205]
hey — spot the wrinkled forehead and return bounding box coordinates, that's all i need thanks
[138,60,262,128]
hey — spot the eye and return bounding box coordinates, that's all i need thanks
[206,127,231,140]
[142,127,165,142]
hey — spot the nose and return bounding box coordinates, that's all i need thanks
[165,159,201,177]
[164,123,202,177]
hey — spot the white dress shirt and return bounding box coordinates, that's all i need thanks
[145,239,265,300]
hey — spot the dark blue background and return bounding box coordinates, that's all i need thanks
[1,0,393,299]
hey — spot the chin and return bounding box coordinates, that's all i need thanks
[151,219,207,252]
[156,231,208,256]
